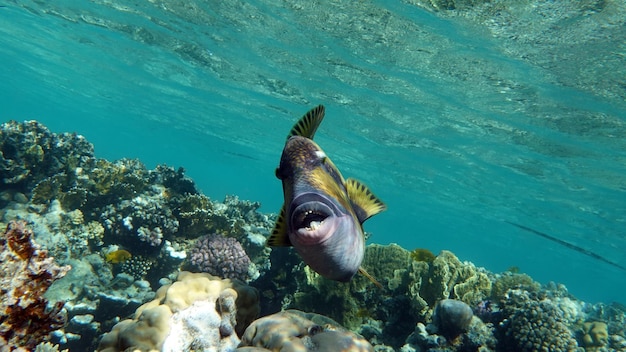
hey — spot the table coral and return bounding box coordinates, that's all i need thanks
[0,220,71,350]
[97,271,259,352]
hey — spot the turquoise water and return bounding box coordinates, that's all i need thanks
[1,1,625,305]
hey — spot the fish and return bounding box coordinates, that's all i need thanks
[105,249,132,264]
[267,105,386,286]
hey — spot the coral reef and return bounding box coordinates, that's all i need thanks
[2,120,626,352]
[0,220,71,350]
[0,120,94,196]
[266,245,494,348]
[185,233,255,282]
[239,310,373,351]
[97,271,259,352]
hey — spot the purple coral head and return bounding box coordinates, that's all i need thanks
[188,234,251,281]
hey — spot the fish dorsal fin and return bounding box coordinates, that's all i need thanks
[346,178,386,223]
[288,105,325,140]
[267,205,292,247]
[358,266,383,289]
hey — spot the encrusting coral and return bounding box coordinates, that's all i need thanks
[238,309,373,352]
[581,321,609,349]
[97,271,260,352]
[0,220,71,350]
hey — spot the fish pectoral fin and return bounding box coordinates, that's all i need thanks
[288,105,325,140]
[358,266,383,289]
[267,205,292,247]
[346,178,387,223]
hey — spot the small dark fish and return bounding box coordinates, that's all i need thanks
[267,105,386,286]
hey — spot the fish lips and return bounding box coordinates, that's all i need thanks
[289,192,348,246]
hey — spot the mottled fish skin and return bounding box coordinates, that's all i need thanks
[269,105,386,283]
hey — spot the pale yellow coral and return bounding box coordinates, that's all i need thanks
[97,271,260,352]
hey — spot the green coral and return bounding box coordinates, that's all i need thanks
[491,272,540,302]
[421,250,492,307]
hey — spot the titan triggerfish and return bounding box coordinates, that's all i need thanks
[267,105,386,286]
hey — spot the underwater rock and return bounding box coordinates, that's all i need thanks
[238,309,373,352]
[403,314,497,352]
[430,299,474,339]
[97,271,259,352]
[0,220,71,349]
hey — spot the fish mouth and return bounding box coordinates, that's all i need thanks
[290,192,341,243]
[292,201,333,232]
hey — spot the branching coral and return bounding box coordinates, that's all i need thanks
[498,292,579,351]
[0,220,71,350]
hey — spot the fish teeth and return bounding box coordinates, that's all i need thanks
[309,221,321,230]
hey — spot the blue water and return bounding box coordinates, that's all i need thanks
[1,1,625,304]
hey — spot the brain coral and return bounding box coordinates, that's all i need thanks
[187,234,253,281]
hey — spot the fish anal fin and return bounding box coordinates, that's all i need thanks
[358,266,383,289]
[346,178,386,223]
[288,105,325,140]
[267,205,292,247]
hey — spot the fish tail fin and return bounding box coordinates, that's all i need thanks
[267,205,292,247]
[288,105,325,139]
[346,178,386,223]
[358,266,383,289]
